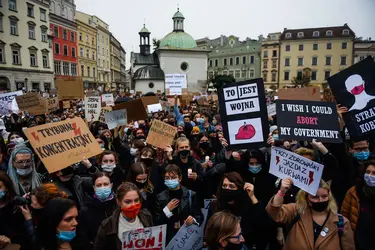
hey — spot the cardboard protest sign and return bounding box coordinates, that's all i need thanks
[63,101,71,109]
[56,77,84,100]
[327,56,375,140]
[146,120,177,149]
[276,100,342,143]
[101,93,114,106]
[267,103,276,116]
[147,103,162,113]
[270,147,324,195]
[84,97,101,122]
[219,79,269,149]
[16,92,41,110]
[104,109,127,130]
[24,117,102,173]
[0,91,23,115]
[122,225,166,250]
[27,99,47,115]
[278,87,320,101]
[165,74,187,95]
[112,98,148,121]
[141,96,159,109]
[46,97,59,112]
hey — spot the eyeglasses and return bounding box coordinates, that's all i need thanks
[14,160,32,165]
[353,147,369,152]
[228,232,243,243]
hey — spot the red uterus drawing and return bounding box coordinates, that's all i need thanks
[235,122,255,140]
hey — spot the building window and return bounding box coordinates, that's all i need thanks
[242,56,246,65]
[325,56,331,65]
[342,29,350,35]
[297,32,304,38]
[92,37,94,45]
[44,82,51,91]
[215,59,218,67]
[223,58,227,66]
[41,28,47,42]
[326,30,333,36]
[63,62,69,75]
[271,71,277,82]
[312,57,318,66]
[92,51,95,60]
[250,69,255,78]
[360,56,365,61]
[81,65,84,76]
[93,67,96,78]
[79,32,82,41]
[298,57,304,66]
[72,47,76,58]
[54,26,58,38]
[342,42,347,49]
[324,70,331,79]
[236,57,239,65]
[86,35,89,42]
[86,48,89,58]
[0,15,3,32]
[28,24,35,39]
[299,44,304,51]
[263,60,268,69]
[209,59,212,67]
[55,43,60,54]
[285,58,290,66]
[10,19,18,35]
[208,71,214,79]
[229,70,234,76]
[284,71,289,80]
[241,70,246,78]
[0,46,4,63]
[340,56,347,65]
[87,66,90,77]
[235,70,240,78]
[32,82,39,91]
[285,45,290,51]
[12,49,20,64]
[272,50,277,57]
[311,71,317,81]
[180,62,188,71]
[313,43,318,50]
[63,45,68,56]
[313,31,319,37]
[263,51,268,58]
[30,52,37,66]
[262,71,267,81]
[40,8,46,21]
[297,71,303,79]
[250,55,255,64]
[285,33,291,39]
[272,59,277,68]
[327,43,332,50]
[27,4,34,17]
[54,61,61,75]
[42,54,48,68]
[71,32,75,42]
[9,0,16,11]
[229,58,233,66]
[80,48,83,57]
[63,29,67,40]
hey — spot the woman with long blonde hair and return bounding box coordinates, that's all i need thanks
[266,178,355,250]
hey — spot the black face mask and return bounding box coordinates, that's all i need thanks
[224,242,244,250]
[199,141,210,150]
[135,181,147,189]
[310,200,329,212]
[31,207,45,218]
[168,121,175,126]
[136,136,146,140]
[178,150,190,158]
[141,158,153,167]
[220,189,241,204]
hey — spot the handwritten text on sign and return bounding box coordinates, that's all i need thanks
[104,109,127,130]
[122,225,166,250]
[146,120,177,149]
[23,117,102,173]
[269,147,324,195]
[0,91,23,115]
[85,97,101,122]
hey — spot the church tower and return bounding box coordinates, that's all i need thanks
[139,24,151,55]
[173,8,185,32]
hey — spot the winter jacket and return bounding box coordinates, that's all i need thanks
[93,208,152,250]
[341,186,360,231]
[266,196,355,250]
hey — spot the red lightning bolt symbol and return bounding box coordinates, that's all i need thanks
[312,88,316,95]
[276,156,280,165]
[31,132,40,142]
[308,171,314,185]
[72,123,81,136]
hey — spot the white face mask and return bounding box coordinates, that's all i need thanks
[11,137,25,144]
[130,148,138,156]
[101,164,116,173]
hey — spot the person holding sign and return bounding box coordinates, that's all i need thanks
[266,178,355,250]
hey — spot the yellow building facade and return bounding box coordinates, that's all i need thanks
[75,16,97,88]
[261,32,281,89]
[279,24,355,87]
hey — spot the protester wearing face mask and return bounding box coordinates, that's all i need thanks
[193,134,217,169]
[134,128,146,140]
[97,151,125,191]
[7,147,41,196]
[204,211,246,250]
[8,133,25,145]
[155,164,203,243]
[266,178,355,250]
[207,172,273,250]
[198,112,215,134]
[79,172,116,247]
[94,182,153,250]
[130,139,147,161]
[341,160,375,250]
[37,198,89,250]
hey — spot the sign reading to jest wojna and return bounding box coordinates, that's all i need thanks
[24,117,102,173]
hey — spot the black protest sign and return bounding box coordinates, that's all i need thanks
[327,56,375,140]
[276,100,342,143]
[219,79,268,149]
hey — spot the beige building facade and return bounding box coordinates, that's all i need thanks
[279,24,355,87]
[261,32,281,89]
[110,34,122,90]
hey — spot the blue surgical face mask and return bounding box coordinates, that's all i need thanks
[212,120,217,125]
[0,190,5,199]
[272,134,279,141]
[95,187,112,200]
[364,173,375,187]
[248,164,262,174]
[16,167,33,176]
[197,118,205,124]
[164,179,179,189]
[98,130,103,135]
[354,151,370,161]
[56,230,76,242]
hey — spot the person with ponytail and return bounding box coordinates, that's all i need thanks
[94,182,152,250]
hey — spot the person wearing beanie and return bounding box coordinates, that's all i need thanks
[269,125,278,140]
[191,126,200,135]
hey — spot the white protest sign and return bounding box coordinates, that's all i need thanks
[147,103,162,113]
[102,93,114,106]
[104,109,127,130]
[165,74,187,95]
[0,91,23,116]
[269,146,324,195]
[267,103,276,116]
[84,96,101,122]
[122,225,167,250]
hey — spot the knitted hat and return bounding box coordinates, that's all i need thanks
[177,121,185,127]
[192,126,200,133]
[269,125,278,134]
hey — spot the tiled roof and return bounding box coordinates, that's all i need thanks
[280,24,355,40]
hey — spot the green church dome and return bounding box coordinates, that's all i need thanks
[160,31,197,49]
[173,10,185,19]
[139,24,150,33]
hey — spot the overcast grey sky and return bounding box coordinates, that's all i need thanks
[75,0,375,65]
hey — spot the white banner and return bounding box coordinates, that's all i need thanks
[84,96,101,122]
[0,91,23,116]
[147,103,162,113]
[269,146,324,195]
[267,103,276,116]
[165,74,187,95]
[122,225,166,250]
[102,93,114,106]
[104,109,127,130]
